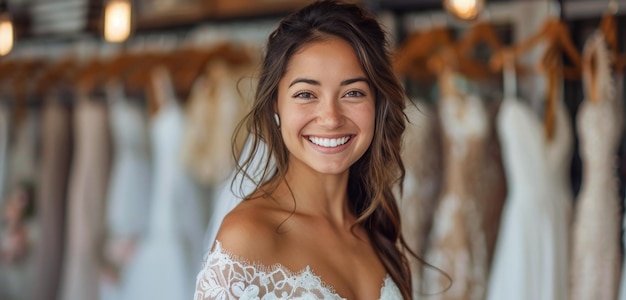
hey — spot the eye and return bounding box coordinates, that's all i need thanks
[344,90,366,98]
[293,91,316,99]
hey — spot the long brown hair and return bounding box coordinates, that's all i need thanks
[232,1,413,298]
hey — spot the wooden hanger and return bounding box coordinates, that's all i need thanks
[71,59,105,96]
[451,22,508,79]
[599,10,626,71]
[509,18,581,79]
[120,52,166,116]
[491,18,581,140]
[35,57,76,96]
[11,59,48,125]
[457,22,503,55]
[394,27,454,81]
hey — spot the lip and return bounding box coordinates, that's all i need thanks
[304,134,354,153]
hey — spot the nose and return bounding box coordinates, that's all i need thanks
[317,98,344,129]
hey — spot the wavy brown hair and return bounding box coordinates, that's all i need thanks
[232,0,414,298]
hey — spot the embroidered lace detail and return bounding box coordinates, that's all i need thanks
[194,241,403,300]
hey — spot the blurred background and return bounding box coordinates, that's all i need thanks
[0,0,625,299]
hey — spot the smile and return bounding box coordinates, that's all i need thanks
[307,136,351,148]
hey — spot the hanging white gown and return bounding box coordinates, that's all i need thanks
[101,82,153,300]
[0,106,41,300]
[60,98,112,300]
[487,59,573,300]
[121,68,205,300]
[423,69,489,300]
[571,31,623,300]
[0,102,9,204]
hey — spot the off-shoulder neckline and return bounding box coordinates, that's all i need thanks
[209,240,396,300]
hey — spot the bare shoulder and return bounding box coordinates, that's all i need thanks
[214,193,287,263]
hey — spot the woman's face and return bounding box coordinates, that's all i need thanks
[276,36,375,176]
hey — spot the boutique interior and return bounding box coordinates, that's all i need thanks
[0,0,625,299]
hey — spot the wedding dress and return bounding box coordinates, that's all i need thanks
[423,68,489,300]
[202,135,275,251]
[487,57,573,300]
[101,82,152,300]
[570,31,622,299]
[34,96,72,300]
[60,97,112,300]
[120,68,205,300]
[400,100,443,298]
[194,241,403,300]
[0,106,41,300]
[181,60,254,186]
[0,102,8,203]
[105,82,152,242]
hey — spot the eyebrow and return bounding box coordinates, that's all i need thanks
[288,77,370,87]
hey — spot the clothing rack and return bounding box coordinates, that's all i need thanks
[563,0,626,19]
[400,1,560,33]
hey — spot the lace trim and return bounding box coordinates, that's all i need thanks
[195,241,399,300]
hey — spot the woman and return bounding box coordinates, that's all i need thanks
[194,1,412,298]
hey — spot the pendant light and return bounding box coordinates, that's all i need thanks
[444,0,485,21]
[0,0,13,56]
[104,0,132,43]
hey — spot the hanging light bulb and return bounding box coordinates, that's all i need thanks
[104,0,132,43]
[444,0,485,21]
[0,12,13,56]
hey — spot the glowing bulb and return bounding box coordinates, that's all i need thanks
[104,0,131,43]
[0,14,13,56]
[444,0,484,21]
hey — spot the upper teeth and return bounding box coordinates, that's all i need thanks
[309,136,350,148]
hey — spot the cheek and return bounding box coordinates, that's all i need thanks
[359,105,376,137]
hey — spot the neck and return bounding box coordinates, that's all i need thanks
[277,162,353,228]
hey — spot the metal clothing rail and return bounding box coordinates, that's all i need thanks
[400,1,560,33]
[562,0,626,19]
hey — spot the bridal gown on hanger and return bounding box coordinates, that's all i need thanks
[121,68,205,300]
[400,100,443,298]
[0,105,40,300]
[181,60,254,186]
[60,97,112,300]
[423,69,489,300]
[487,57,573,300]
[0,102,8,203]
[101,82,152,300]
[34,94,73,300]
[571,31,623,300]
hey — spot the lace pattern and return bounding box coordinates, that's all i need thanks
[194,241,403,300]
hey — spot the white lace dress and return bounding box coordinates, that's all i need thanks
[568,31,623,300]
[399,101,442,298]
[424,70,489,300]
[487,60,573,300]
[101,83,153,300]
[120,69,206,300]
[194,241,403,300]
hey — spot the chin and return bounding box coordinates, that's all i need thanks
[310,163,351,175]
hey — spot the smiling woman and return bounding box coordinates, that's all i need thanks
[277,37,376,176]
[194,1,412,299]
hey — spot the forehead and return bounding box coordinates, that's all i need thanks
[282,37,366,79]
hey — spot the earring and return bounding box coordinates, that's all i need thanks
[274,113,280,127]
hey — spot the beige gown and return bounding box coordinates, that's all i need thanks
[399,100,443,298]
[33,95,73,300]
[181,60,255,187]
[60,97,111,300]
[424,68,490,300]
[571,31,623,300]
